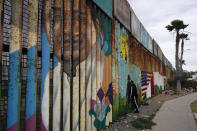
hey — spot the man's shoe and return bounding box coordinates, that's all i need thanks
[134,110,139,113]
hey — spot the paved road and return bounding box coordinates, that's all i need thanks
[151,93,197,131]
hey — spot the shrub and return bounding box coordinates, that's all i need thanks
[131,114,156,130]
[154,85,161,96]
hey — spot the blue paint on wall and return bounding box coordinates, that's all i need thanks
[26,45,36,119]
[53,55,58,69]
[41,28,50,107]
[7,50,20,128]
[118,26,129,98]
[128,64,141,88]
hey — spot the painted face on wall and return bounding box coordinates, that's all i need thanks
[43,0,92,76]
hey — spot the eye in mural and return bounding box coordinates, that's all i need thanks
[119,33,128,61]
[40,1,113,130]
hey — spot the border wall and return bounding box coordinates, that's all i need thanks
[0,0,174,130]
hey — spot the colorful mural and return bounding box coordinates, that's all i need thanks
[89,83,112,131]
[0,0,174,130]
[7,0,22,130]
[25,0,38,130]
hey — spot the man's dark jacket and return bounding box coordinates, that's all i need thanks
[127,81,138,101]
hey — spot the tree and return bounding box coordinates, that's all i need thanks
[179,33,189,73]
[166,20,189,92]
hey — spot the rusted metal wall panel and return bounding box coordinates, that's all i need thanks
[79,0,86,130]
[93,0,112,18]
[131,8,141,42]
[114,0,130,31]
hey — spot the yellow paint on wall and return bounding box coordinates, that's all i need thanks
[119,33,128,61]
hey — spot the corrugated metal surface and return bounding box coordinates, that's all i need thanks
[131,8,141,42]
[114,0,130,31]
[93,0,112,18]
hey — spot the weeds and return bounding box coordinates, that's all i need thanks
[131,114,156,130]
[190,100,197,126]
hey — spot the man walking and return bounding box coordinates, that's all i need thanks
[127,75,139,113]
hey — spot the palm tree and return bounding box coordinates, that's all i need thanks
[179,33,189,73]
[166,20,189,92]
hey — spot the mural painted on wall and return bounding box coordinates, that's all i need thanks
[118,27,129,98]
[93,0,112,18]
[0,0,175,130]
[40,1,113,130]
[141,71,153,100]
[119,33,128,61]
[89,83,112,131]
[112,20,120,121]
[88,9,112,129]
[128,64,141,88]
[7,0,22,130]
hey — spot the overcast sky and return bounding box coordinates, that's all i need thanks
[128,0,197,71]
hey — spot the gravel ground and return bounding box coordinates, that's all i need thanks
[104,92,187,131]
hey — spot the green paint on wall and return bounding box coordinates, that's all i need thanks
[96,10,112,56]
[112,94,119,120]
[93,0,112,18]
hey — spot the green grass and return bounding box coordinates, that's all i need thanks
[131,114,156,130]
[141,100,149,106]
[191,100,197,113]
[190,100,197,126]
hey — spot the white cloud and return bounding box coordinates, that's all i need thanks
[128,0,197,71]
